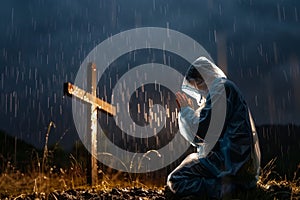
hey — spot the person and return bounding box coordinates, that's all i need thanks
[167,57,261,199]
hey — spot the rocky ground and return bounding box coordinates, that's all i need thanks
[1,184,299,200]
[2,187,165,200]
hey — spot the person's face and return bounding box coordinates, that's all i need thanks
[189,79,208,92]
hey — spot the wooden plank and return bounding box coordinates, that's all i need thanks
[86,62,98,186]
[64,82,116,116]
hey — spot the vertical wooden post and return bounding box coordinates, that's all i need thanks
[86,62,98,186]
[14,136,17,165]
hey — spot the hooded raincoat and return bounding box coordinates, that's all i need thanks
[167,57,261,199]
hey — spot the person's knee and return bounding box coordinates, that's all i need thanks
[167,170,186,194]
[166,172,176,193]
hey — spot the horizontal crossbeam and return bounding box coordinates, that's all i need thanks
[64,82,116,116]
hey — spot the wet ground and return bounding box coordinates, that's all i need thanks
[2,184,298,200]
[3,187,165,200]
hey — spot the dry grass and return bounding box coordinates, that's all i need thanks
[0,158,299,199]
[0,156,163,199]
[0,160,85,197]
[257,159,300,199]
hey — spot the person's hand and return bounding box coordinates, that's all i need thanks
[176,92,194,109]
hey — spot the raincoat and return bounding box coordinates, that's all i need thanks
[167,57,261,199]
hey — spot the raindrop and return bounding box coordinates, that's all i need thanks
[1,73,4,89]
[273,42,278,64]
[18,51,21,64]
[9,93,13,113]
[14,93,18,118]
[48,34,51,48]
[218,4,222,16]
[283,70,288,82]
[233,18,236,32]
[213,30,217,43]
[11,7,14,27]
[277,4,282,22]
[255,95,258,106]
[153,0,156,10]
[60,105,62,115]
[282,6,286,21]
[34,68,38,80]
[5,94,8,114]
[28,68,32,80]
[54,92,57,104]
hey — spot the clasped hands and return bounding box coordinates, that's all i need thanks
[176,92,194,110]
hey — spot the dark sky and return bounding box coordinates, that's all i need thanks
[1,0,300,149]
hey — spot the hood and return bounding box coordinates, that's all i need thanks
[182,57,227,102]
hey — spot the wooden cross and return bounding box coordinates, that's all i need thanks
[64,63,116,186]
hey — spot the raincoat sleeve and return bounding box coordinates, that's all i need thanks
[178,106,205,146]
[178,79,226,146]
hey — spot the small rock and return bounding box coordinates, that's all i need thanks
[61,192,77,200]
[111,188,121,195]
[65,189,77,196]
[48,191,60,200]
[81,191,93,199]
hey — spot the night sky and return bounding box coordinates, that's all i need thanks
[1,0,300,149]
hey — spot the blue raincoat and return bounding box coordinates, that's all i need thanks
[167,57,261,199]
